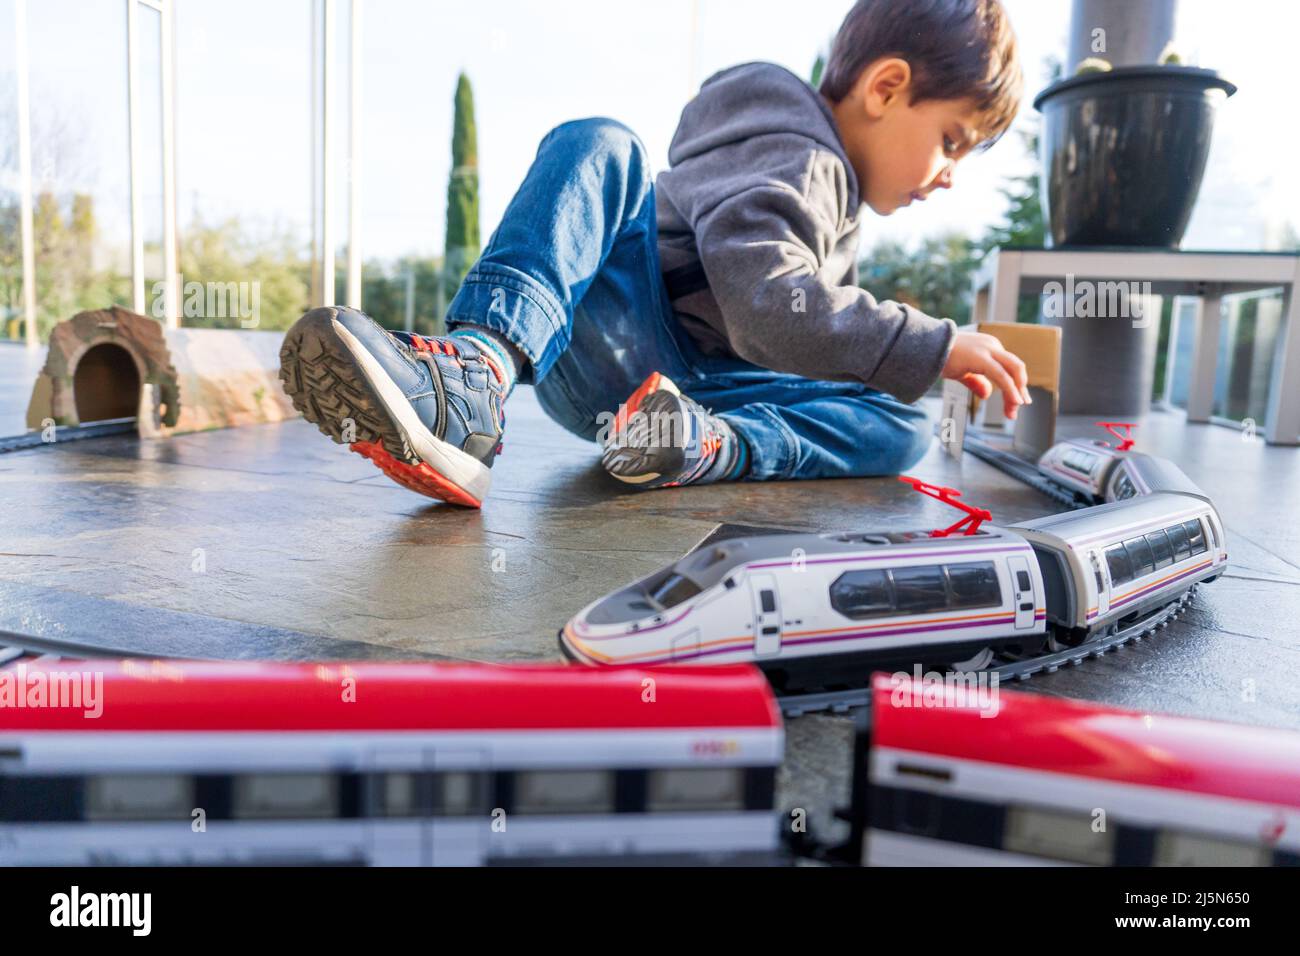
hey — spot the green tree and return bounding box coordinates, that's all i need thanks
[443,72,480,324]
[859,232,981,324]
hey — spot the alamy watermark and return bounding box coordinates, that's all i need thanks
[150,272,261,328]
[888,664,1000,718]
[1041,274,1155,328]
[0,663,103,718]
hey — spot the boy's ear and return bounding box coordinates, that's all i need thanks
[860,57,912,116]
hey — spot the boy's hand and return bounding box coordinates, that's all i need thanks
[941,330,1032,420]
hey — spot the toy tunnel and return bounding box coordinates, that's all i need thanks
[25,305,298,438]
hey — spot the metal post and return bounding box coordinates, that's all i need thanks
[320,0,335,307]
[160,0,178,328]
[346,0,362,309]
[14,0,37,346]
[126,0,145,314]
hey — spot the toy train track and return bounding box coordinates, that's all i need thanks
[776,586,1196,717]
[0,632,158,667]
[960,430,1085,511]
[0,417,137,454]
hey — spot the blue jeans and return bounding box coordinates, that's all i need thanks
[444,117,932,481]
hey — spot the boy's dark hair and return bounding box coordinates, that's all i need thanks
[819,0,1022,146]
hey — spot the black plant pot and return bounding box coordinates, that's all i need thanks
[1034,66,1236,248]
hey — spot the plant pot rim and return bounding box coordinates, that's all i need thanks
[1033,64,1237,111]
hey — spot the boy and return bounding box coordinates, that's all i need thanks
[279,0,1030,508]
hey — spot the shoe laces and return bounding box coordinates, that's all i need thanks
[404,332,507,452]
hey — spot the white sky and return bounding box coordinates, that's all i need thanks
[2,0,1298,264]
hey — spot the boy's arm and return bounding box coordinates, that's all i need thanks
[692,169,956,404]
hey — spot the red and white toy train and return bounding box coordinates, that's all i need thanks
[3,660,1296,867]
[0,659,782,866]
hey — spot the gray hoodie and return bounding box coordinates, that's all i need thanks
[655,61,957,404]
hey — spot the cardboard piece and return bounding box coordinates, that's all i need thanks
[952,322,1062,458]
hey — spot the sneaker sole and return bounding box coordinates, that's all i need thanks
[278,308,490,507]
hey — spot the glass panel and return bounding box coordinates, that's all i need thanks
[435,772,486,816]
[27,0,133,341]
[1124,536,1155,578]
[0,0,23,343]
[1165,297,1198,409]
[1166,523,1191,562]
[85,774,194,820]
[646,768,745,812]
[1104,544,1133,586]
[1145,529,1174,570]
[513,770,614,815]
[829,568,893,619]
[233,774,338,819]
[945,561,1001,609]
[358,1,470,335]
[1154,831,1269,867]
[650,573,700,609]
[890,565,948,614]
[1004,806,1114,865]
[1212,292,1285,429]
[175,0,313,330]
[1184,519,1207,555]
[376,772,421,817]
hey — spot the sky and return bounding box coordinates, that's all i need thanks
[2,0,1299,266]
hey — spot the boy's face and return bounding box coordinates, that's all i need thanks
[828,58,988,216]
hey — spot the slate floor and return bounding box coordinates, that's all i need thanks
[1,349,1298,846]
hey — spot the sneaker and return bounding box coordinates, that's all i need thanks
[601,371,742,488]
[279,306,507,507]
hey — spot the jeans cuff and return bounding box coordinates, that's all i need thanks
[718,405,797,481]
[444,266,569,383]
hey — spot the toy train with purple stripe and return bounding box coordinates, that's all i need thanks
[560,438,1226,691]
[1034,422,1207,506]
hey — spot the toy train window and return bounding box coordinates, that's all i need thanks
[85,774,194,821]
[648,572,702,610]
[1153,831,1271,866]
[233,774,339,819]
[892,566,948,613]
[1003,806,1115,865]
[1166,523,1192,562]
[1107,519,1209,585]
[1062,449,1100,477]
[1146,530,1175,570]
[1104,544,1133,585]
[1122,536,1156,581]
[646,768,746,812]
[1111,471,1137,500]
[830,561,1002,620]
[514,771,615,814]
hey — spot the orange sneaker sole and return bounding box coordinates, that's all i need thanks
[351,441,483,508]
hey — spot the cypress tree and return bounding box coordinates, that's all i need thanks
[443,72,480,322]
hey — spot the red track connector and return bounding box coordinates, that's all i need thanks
[1094,421,1137,452]
[898,475,992,537]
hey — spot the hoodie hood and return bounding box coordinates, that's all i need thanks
[667,61,860,210]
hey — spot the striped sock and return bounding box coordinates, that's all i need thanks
[449,326,522,397]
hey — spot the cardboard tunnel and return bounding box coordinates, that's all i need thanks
[24,306,298,438]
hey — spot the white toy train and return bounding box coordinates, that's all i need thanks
[560,447,1226,690]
